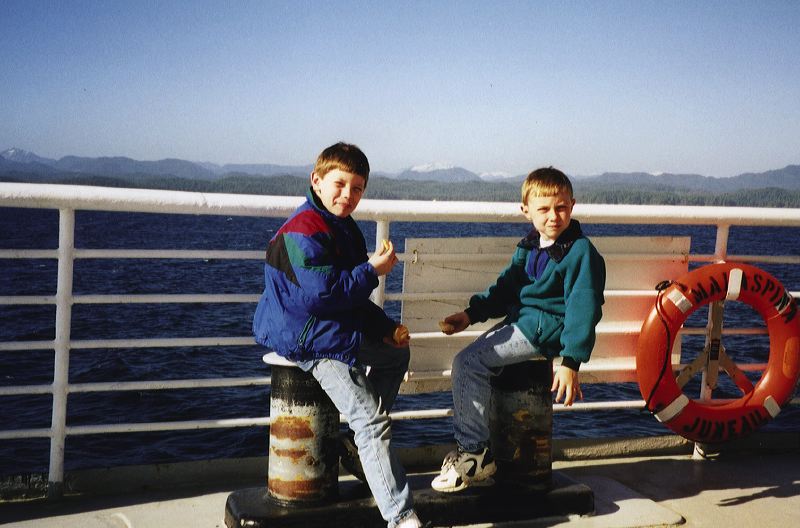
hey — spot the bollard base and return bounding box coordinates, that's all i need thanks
[224,471,593,527]
[224,481,380,528]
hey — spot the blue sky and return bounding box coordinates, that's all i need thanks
[2,1,799,177]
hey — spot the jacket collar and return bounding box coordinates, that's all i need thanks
[306,187,351,224]
[518,219,583,263]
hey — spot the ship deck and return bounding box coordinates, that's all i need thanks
[2,442,798,527]
[2,186,799,527]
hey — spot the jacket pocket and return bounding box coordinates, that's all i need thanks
[536,310,564,348]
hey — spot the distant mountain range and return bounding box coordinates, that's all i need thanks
[2,147,800,192]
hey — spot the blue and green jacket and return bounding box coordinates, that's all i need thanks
[252,189,395,365]
[464,220,606,370]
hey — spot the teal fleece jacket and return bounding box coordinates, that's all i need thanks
[464,220,606,370]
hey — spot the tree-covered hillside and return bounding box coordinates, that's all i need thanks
[3,171,800,207]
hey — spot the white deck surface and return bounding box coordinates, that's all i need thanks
[2,451,798,527]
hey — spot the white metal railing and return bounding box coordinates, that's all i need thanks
[2,182,800,496]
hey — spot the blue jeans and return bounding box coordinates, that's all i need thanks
[452,323,544,453]
[298,338,414,528]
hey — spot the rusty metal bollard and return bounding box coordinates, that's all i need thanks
[489,358,553,490]
[263,353,340,505]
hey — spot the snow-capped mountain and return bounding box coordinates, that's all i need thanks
[1,148,55,165]
[395,164,481,182]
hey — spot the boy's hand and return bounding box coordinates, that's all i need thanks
[368,239,398,276]
[551,364,583,406]
[438,312,470,334]
[383,324,410,348]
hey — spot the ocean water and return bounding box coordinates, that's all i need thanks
[1,207,799,476]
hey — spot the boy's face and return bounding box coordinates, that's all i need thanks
[311,169,366,218]
[521,191,575,243]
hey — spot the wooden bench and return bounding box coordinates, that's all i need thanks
[397,236,691,394]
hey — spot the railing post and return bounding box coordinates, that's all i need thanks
[713,223,730,262]
[694,223,731,458]
[371,219,390,308]
[48,208,75,498]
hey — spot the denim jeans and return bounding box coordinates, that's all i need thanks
[298,337,414,528]
[452,322,543,453]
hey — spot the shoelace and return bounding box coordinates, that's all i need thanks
[440,448,465,470]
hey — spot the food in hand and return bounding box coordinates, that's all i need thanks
[393,324,410,343]
[438,321,455,333]
[382,239,391,252]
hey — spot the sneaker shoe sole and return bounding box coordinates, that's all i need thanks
[432,467,497,493]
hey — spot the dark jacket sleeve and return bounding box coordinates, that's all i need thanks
[559,242,606,365]
[360,300,397,341]
[465,248,528,323]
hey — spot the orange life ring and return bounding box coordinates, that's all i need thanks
[636,262,800,443]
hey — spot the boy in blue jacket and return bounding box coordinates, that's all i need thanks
[432,167,606,493]
[253,143,423,528]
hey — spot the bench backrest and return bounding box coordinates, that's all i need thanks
[398,236,690,393]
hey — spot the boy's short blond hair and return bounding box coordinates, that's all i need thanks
[521,166,574,204]
[313,142,370,183]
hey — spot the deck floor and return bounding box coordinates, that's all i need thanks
[1,451,798,527]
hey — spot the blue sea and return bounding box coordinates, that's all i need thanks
[1,207,799,477]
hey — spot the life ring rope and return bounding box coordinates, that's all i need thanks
[641,282,678,412]
[636,262,800,443]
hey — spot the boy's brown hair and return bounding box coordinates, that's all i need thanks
[313,142,371,183]
[521,166,574,204]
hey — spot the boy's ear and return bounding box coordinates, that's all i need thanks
[310,171,320,190]
[520,204,528,214]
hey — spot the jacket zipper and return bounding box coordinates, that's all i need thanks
[298,315,316,350]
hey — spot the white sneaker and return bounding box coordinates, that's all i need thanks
[431,447,497,493]
[394,510,423,528]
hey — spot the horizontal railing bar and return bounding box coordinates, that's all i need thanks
[65,417,272,435]
[0,340,54,351]
[74,249,263,259]
[0,249,58,258]
[390,409,454,420]
[0,295,56,305]
[0,338,257,352]
[0,378,271,397]
[73,294,258,304]
[0,428,52,440]
[70,337,254,349]
[722,254,800,265]
[4,183,800,226]
[554,400,645,412]
[0,384,54,396]
[0,294,259,305]
[690,253,800,265]
[69,377,271,393]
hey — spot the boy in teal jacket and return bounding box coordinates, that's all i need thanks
[432,167,606,493]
